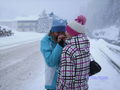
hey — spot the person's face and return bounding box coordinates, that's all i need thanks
[53,32,65,38]
[52,32,66,42]
[65,32,71,39]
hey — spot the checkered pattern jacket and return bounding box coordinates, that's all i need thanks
[57,34,90,90]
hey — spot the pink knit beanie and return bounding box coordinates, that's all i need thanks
[66,15,86,36]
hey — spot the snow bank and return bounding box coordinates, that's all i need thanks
[0,31,46,50]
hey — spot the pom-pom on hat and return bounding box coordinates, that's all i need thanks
[50,19,67,32]
[66,15,86,36]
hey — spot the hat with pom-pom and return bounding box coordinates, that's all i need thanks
[66,15,86,36]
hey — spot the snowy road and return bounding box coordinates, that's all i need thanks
[0,41,45,90]
[0,39,120,90]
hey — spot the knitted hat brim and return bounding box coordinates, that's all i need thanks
[50,26,66,32]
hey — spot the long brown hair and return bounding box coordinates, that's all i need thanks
[48,31,58,42]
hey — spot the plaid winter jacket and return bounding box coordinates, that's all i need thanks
[57,34,90,90]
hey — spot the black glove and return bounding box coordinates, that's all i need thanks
[58,39,65,47]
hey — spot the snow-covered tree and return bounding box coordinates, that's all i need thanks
[0,25,14,37]
[87,0,120,30]
[37,10,52,33]
[36,11,67,33]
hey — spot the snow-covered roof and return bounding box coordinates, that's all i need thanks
[14,15,39,21]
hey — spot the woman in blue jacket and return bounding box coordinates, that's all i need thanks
[40,19,66,90]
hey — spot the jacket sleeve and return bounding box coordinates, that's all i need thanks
[60,47,75,84]
[40,39,63,67]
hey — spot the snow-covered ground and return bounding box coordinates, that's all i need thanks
[89,39,120,90]
[0,41,46,90]
[94,39,120,67]
[0,31,120,90]
[0,31,46,90]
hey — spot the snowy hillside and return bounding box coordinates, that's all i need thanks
[92,26,120,45]
[86,0,120,30]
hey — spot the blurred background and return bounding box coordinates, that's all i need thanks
[0,0,120,90]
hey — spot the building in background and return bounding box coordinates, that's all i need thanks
[0,11,66,33]
[17,20,37,32]
[17,11,52,33]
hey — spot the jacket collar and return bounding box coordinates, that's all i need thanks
[65,33,86,45]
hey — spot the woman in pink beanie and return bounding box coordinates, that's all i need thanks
[56,15,91,90]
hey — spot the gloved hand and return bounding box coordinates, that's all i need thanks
[58,39,65,47]
[57,35,66,47]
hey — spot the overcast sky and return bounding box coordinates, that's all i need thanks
[0,0,90,21]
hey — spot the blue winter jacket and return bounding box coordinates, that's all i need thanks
[40,35,63,89]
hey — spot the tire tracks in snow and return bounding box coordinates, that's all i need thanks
[93,39,120,73]
[0,40,45,90]
[99,49,120,73]
[0,41,39,71]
